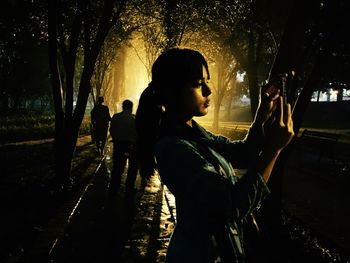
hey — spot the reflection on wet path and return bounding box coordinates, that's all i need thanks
[19,143,176,262]
[14,135,350,262]
[121,175,176,262]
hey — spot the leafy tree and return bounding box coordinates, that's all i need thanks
[48,0,127,189]
[199,39,239,131]
[133,0,165,79]
[134,0,238,132]
[133,0,206,78]
[98,44,128,111]
[0,0,49,111]
[224,76,250,121]
[91,23,133,106]
[18,45,52,110]
[212,52,238,131]
[203,0,290,118]
[90,0,142,109]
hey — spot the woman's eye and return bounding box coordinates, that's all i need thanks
[192,79,209,88]
[192,81,202,87]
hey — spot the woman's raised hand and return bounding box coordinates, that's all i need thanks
[254,82,280,125]
[267,96,295,152]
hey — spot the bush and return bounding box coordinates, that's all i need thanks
[0,113,92,143]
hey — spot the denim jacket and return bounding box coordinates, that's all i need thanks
[155,119,270,263]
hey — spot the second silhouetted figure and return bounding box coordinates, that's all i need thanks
[109,99,138,193]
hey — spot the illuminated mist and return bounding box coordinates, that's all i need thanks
[108,38,149,115]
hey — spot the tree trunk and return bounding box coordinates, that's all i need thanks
[213,61,224,132]
[48,0,66,189]
[1,92,9,111]
[163,0,179,49]
[225,93,234,120]
[54,128,77,189]
[247,32,260,119]
[213,101,220,132]
[48,0,124,190]
[247,70,259,119]
[337,88,343,102]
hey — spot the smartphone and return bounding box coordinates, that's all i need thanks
[264,71,295,127]
[269,71,295,106]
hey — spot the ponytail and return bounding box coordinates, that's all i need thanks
[136,82,163,141]
[135,83,163,178]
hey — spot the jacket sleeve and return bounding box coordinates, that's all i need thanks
[202,123,264,169]
[228,168,269,221]
[155,137,269,222]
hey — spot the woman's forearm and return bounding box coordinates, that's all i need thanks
[255,148,281,182]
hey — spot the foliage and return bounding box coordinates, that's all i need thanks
[91,9,136,106]
[3,0,349,185]
[0,0,51,111]
[132,0,214,78]
[201,0,289,116]
[48,0,129,187]
[131,0,280,127]
[0,113,91,144]
[130,0,165,79]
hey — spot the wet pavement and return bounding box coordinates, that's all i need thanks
[282,143,350,256]
[16,136,350,262]
[18,144,176,263]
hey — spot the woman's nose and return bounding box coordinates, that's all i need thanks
[202,83,212,97]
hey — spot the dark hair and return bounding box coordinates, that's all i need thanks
[135,47,209,174]
[98,96,104,103]
[152,48,209,93]
[122,99,133,110]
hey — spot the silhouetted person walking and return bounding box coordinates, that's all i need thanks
[91,96,111,155]
[109,99,138,193]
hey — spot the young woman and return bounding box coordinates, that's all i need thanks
[136,47,294,263]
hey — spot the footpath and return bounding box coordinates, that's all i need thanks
[14,136,350,263]
[18,143,176,263]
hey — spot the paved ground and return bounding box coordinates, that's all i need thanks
[16,137,350,263]
[282,145,350,255]
[0,135,101,263]
[18,143,176,263]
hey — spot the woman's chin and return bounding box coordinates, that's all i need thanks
[196,110,208,117]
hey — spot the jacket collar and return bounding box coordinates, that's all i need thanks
[159,115,210,141]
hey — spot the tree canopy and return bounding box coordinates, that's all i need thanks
[1,0,349,188]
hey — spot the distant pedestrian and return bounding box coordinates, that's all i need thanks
[91,96,111,155]
[109,99,138,193]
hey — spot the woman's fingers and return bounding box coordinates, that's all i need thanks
[283,103,290,125]
[256,84,281,124]
[270,100,295,151]
[262,81,280,97]
[285,103,295,136]
[287,104,295,135]
[284,103,295,143]
[267,90,280,102]
[276,96,284,125]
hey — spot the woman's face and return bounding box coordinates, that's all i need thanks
[173,65,212,120]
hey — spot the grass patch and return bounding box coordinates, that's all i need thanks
[0,113,92,143]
